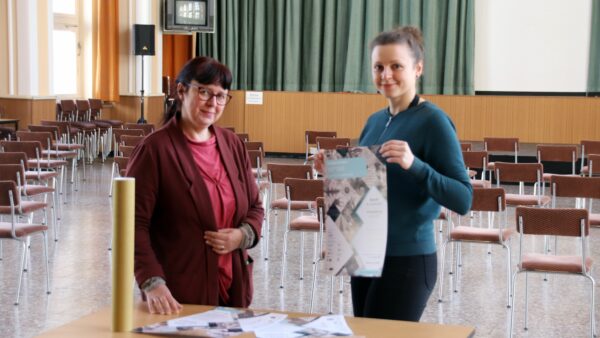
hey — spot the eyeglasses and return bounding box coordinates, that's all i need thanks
[184,83,232,106]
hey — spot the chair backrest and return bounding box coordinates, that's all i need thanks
[462,150,488,170]
[484,137,519,152]
[316,137,350,150]
[537,145,577,174]
[245,141,264,157]
[40,120,70,135]
[120,135,144,147]
[124,123,155,135]
[113,129,144,144]
[551,175,600,200]
[284,178,324,202]
[88,98,102,119]
[484,137,519,163]
[587,154,600,176]
[119,145,135,157]
[267,163,313,184]
[471,187,506,212]
[494,162,542,184]
[28,125,60,141]
[516,206,589,237]
[16,131,53,150]
[0,164,25,186]
[0,180,20,210]
[305,131,337,144]
[114,156,129,173]
[1,141,42,159]
[75,99,90,112]
[89,98,102,110]
[236,133,249,142]
[60,99,77,113]
[460,142,472,151]
[580,140,600,158]
[247,149,263,170]
[0,152,29,168]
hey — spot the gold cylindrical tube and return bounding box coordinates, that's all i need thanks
[112,177,135,332]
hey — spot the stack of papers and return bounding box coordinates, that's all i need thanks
[134,307,354,337]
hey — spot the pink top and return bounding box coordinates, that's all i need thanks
[186,134,236,304]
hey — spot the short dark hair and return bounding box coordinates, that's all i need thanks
[370,26,425,63]
[164,57,233,122]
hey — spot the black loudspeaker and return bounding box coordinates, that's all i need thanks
[134,24,155,55]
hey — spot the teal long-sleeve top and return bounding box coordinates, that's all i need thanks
[359,101,472,256]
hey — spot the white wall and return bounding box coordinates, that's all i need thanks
[474,0,592,92]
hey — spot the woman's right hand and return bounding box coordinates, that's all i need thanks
[145,284,183,315]
[313,150,326,174]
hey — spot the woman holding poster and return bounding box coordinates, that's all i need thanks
[315,26,472,321]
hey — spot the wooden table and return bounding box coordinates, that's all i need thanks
[0,118,19,130]
[37,303,475,337]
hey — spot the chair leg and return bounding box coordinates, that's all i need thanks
[70,156,76,184]
[584,275,596,338]
[15,240,27,305]
[328,275,334,314]
[524,272,529,330]
[299,232,305,280]
[23,236,31,272]
[509,271,520,338]
[109,162,116,197]
[438,239,450,302]
[309,257,319,313]
[453,242,460,293]
[52,191,59,240]
[505,244,512,308]
[42,231,51,294]
[279,228,289,289]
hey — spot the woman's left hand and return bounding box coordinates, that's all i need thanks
[379,140,415,170]
[204,228,243,254]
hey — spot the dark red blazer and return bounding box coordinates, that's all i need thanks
[126,118,263,307]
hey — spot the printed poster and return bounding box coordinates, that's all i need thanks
[323,146,387,277]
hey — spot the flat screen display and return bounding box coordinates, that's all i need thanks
[175,0,206,26]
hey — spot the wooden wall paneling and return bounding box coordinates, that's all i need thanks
[216,90,245,133]
[114,95,165,125]
[0,98,31,130]
[31,99,56,126]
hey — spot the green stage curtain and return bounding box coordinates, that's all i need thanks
[197,0,474,94]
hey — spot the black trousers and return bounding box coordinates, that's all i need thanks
[350,253,437,321]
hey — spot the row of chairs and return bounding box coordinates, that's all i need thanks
[0,123,154,305]
[56,98,104,122]
[462,137,600,176]
[0,139,64,305]
[437,175,599,337]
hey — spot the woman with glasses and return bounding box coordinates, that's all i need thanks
[127,56,263,314]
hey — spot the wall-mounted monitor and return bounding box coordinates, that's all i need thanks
[163,0,215,33]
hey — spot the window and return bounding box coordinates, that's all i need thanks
[53,0,79,96]
[53,0,76,15]
[52,29,78,95]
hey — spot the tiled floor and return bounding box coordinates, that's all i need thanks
[0,152,598,338]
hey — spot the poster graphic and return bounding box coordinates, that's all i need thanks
[323,146,387,277]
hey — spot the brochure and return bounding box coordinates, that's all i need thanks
[134,307,355,337]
